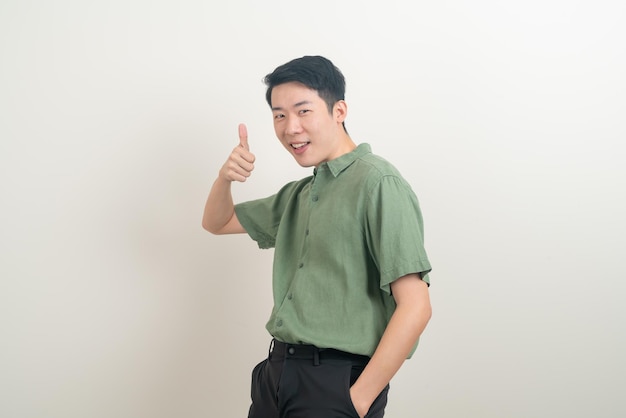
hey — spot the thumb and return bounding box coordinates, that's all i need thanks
[238,123,249,150]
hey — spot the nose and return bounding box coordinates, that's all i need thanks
[286,116,303,135]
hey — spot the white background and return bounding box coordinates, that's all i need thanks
[1,1,625,417]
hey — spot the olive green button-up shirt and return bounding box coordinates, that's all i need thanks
[235,143,431,357]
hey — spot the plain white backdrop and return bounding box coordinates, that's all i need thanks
[1,1,625,417]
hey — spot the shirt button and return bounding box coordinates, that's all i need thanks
[287,293,293,300]
[298,263,304,268]
[312,196,318,202]
[276,319,283,327]
[305,229,309,235]
[288,347,295,355]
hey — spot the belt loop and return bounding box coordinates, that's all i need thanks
[313,349,320,366]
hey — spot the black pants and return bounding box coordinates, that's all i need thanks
[248,339,389,418]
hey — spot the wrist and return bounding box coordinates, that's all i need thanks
[215,170,234,186]
[349,385,373,418]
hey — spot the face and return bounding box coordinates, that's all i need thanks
[270,82,351,167]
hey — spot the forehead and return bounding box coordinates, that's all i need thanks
[270,82,323,109]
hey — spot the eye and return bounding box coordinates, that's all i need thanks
[299,109,310,115]
[274,113,285,120]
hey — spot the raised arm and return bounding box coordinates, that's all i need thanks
[202,123,255,235]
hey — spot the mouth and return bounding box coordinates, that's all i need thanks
[291,142,310,149]
[290,142,310,154]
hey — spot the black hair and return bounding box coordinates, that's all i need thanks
[263,55,346,114]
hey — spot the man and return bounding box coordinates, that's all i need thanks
[202,55,432,418]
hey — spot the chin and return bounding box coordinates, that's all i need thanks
[294,160,316,168]
[291,155,318,168]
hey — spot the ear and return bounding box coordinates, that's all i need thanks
[334,100,348,124]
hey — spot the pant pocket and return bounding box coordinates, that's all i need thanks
[249,360,267,416]
[343,364,364,417]
[249,359,267,406]
[346,363,390,418]
[366,383,389,418]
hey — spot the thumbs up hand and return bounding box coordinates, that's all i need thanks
[219,123,256,182]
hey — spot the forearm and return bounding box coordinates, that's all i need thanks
[350,276,431,416]
[202,176,236,234]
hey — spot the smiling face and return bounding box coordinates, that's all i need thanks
[270,82,355,168]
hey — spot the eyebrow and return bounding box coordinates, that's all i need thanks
[271,100,312,112]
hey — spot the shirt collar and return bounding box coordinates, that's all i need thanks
[316,143,372,178]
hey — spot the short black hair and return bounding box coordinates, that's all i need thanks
[263,55,346,114]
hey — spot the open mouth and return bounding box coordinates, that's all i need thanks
[291,142,310,149]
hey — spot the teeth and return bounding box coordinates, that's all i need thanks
[292,143,308,149]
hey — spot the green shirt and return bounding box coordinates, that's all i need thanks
[235,143,431,357]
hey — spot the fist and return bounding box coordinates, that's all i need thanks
[219,123,256,182]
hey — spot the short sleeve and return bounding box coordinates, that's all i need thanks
[234,179,307,249]
[365,175,432,293]
[235,196,279,249]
